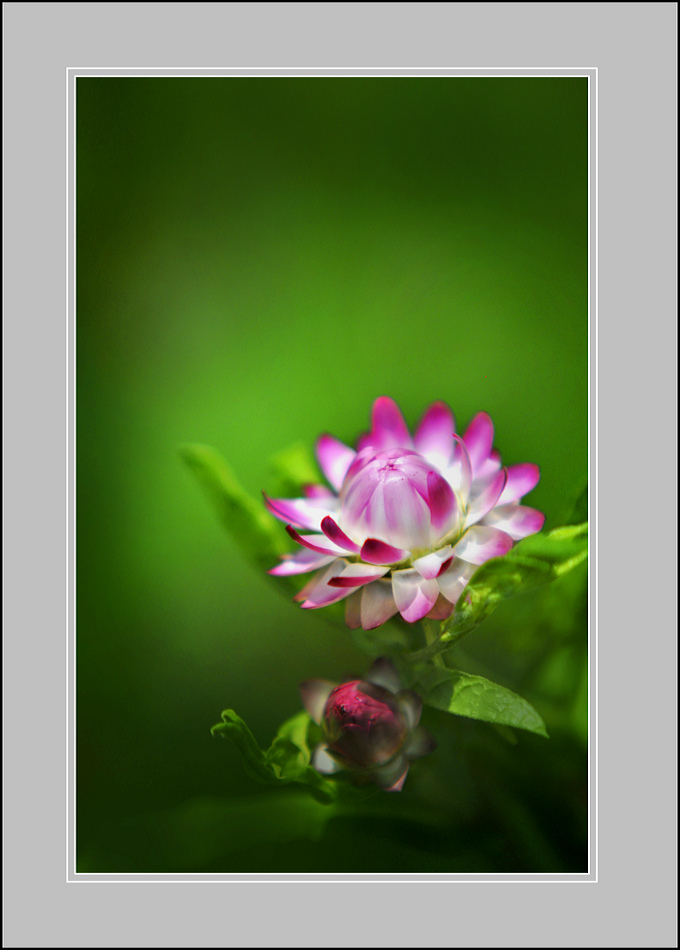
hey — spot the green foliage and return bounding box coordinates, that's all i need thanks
[417,668,548,737]
[267,441,323,498]
[211,709,337,803]
[179,443,290,581]
[409,522,588,663]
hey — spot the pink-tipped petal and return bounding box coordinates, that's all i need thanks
[466,468,508,526]
[481,504,545,540]
[328,563,389,588]
[414,401,456,470]
[426,593,456,620]
[320,515,359,553]
[453,525,514,565]
[263,492,337,530]
[299,679,335,724]
[437,559,476,604]
[498,463,541,505]
[312,746,342,774]
[446,434,473,502]
[303,484,335,499]
[426,470,457,537]
[355,432,373,452]
[316,434,356,491]
[412,546,454,580]
[366,657,401,693]
[344,590,363,629]
[301,583,356,609]
[391,569,440,623]
[360,538,410,565]
[269,549,335,576]
[294,560,344,602]
[463,412,494,475]
[370,396,413,450]
[360,580,399,629]
[474,449,502,483]
[285,524,349,557]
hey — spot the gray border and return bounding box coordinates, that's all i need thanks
[4,2,677,948]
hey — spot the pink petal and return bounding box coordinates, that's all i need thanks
[391,569,440,623]
[446,435,473,502]
[437,559,476,604]
[299,679,335,723]
[363,480,431,551]
[498,463,541,505]
[360,538,410,565]
[294,561,344,602]
[412,545,454,580]
[263,492,337,531]
[303,484,335,499]
[474,449,502,483]
[366,657,401,693]
[344,590,363,629]
[285,524,350,557]
[481,504,545,540]
[463,412,494,475]
[425,593,456,620]
[360,580,399,629]
[427,471,458,537]
[370,396,413,450]
[269,549,335,576]
[316,434,356,491]
[328,564,389,588]
[301,581,355,610]
[466,468,508,526]
[453,525,514,565]
[320,515,359,553]
[414,401,456,470]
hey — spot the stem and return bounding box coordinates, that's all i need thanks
[422,619,447,668]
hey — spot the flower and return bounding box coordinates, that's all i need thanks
[266,396,545,629]
[300,657,435,791]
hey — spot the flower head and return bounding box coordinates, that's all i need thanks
[300,657,435,791]
[266,397,544,629]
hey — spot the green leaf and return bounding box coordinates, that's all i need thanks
[562,481,588,526]
[418,669,548,738]
[409,522,588,663]
[267,441,323,498]
[180,443,287,575]
[211,709,337,803]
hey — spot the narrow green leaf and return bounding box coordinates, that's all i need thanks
[418,669,549,737]
[211,708,337,802]
[267,441,323,498]
[180,443,287,574]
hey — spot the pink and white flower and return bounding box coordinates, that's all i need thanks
[266,397,544,630]
[300,657,435,791]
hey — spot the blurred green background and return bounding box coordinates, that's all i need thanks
[77,77,588,873]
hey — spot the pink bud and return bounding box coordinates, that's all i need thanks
[322,680,409,770]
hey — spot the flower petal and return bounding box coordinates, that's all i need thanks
[263,492,337,530]
[285,524,349,557]
[312,746,342,774]
[360,538,410,565]
[466,468,508,526]
[344,590,363,629]
[395,689,423,729]
[316,434,356,491]
[269,549,335,576]
[425,593,456,620]
[498,463,541,505]
[299,679,335,723]
[474,449,502,483]
[320,515,359,553]
[412,545,454,580]
[303,484,335,499]
[427,471,458,537]
[446,434,473,502]
[366,657,401,693]
[298,560,356,608]
[463,411,494,475]
[436,558,477,604]
[370,396,413,450]
[414,401,456,470]
[328,563,389,588]
[481,504,545,540]
[391,569,440,623]
[373,755,409,791]
[404,726,437,759]
[453,525,514,565]
[360,580,399,629]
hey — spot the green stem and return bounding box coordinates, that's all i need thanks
[422,619,447,668]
